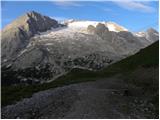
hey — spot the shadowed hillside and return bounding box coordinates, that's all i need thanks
[2,41,158,108]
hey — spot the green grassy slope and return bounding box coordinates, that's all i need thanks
[2,41,159,106]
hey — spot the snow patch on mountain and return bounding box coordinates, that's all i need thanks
[65,20,128,32]
[106,22,128,32]
[135,32,146,37]
[68,21,102,28]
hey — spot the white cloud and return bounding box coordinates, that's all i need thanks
[53,1,82,7]
[113,1,155,13]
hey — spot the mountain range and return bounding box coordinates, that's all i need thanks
[1,11,158,85]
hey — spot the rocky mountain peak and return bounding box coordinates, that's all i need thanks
[1,11,59,59]
[146,28,158,34]
[3,11,59,33]
[26,10,39,16]
[145,28,159,42]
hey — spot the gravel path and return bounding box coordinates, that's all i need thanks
[1,76,156,119]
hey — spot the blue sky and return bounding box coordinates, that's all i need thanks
[1,1,159,32]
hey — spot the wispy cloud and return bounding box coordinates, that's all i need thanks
[113,1,155,13]
[53,1,82,7]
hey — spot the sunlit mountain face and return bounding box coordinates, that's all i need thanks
[1,11,158,85]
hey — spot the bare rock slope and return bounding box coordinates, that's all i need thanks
[1,11,59,59]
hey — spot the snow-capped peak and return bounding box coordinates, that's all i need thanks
[67,20,103,28]
[64,20,128,32]
[134,31,146,37]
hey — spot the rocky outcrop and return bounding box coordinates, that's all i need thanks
[145,28,159,43]
[1,11,59,59]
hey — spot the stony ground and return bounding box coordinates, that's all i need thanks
[1,75,158,119]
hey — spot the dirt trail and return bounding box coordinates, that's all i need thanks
[1,76,155,119]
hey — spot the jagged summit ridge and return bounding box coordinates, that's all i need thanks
[1,11,59,59]
[3,11,59,33]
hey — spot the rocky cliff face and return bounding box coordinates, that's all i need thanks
[1,11,159,85]
[1,11,59,60]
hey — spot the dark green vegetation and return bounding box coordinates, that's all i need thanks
[2,41,159,107]
[2,64,53,86]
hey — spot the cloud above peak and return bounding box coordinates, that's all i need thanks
[113,1,155,13]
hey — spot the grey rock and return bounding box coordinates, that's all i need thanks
[1,11,59,60]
